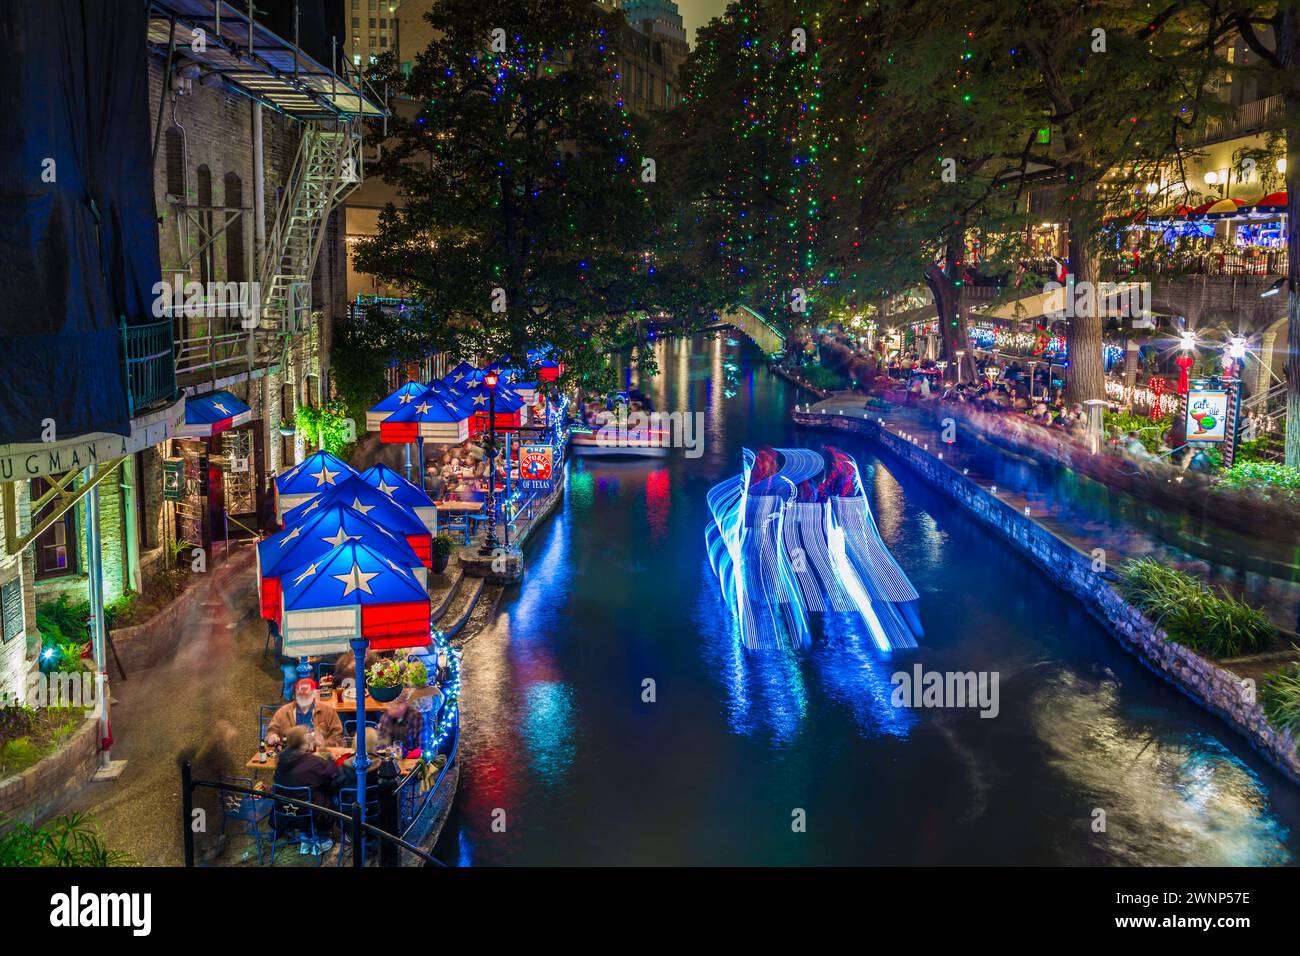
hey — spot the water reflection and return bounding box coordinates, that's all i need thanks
[440,336,1300,866]
[1032,671,1290,866]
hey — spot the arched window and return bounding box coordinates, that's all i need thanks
[196,165,213,285]
[164,129,184,198]
[224,172,245,282]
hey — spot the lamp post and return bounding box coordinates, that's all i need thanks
[480,371,500,555]
[954,349,966,385]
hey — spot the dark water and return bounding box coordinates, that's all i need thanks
[436,335,1300,865]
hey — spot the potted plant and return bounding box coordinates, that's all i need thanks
[278,418,296,437]
[403,659,428,689]
[366,658,406,703]
[430,534,455,574]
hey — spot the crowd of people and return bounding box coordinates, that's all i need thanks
[423,438,518,502]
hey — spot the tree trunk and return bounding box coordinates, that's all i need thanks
[924,233,975,383]
[1065,214,1106,405]
[1284,106,1300,468]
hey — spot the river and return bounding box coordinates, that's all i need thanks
[435,334,1300,866]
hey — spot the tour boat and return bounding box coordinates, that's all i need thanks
[705,445,924,653]
[570,390,673,458]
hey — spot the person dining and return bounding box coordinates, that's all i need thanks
[336,727,384,793]
[378,694,424,757]
[265,678,344,749]
[333,648,382,688]
[270,725,339,853]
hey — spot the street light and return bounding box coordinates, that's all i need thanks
[479,370,500,556]
[955,349,966,385]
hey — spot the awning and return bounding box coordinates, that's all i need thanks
[1246,191,1287,214]
[147,0,383,120]
[176,389,252,437]
[280,541,431,656]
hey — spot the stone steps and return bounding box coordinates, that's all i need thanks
[433,573,483,640]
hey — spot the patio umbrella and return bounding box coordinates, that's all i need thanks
[273,450,358,522]
[442,361,479,391]
[379,387,471,484]
[1199,197,1247,219]
[279,539,433,832]
[1248,190,1287,214]
[357,463,438,534]
[282,474,434,567]
[256,501,428,624]
[175,389,253,438]
[460,380,530,435]
[365,381,428,432]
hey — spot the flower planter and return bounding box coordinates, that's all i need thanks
[369,683,403,703]
[431,552,451,574]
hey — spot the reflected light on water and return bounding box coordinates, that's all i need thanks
[1033,672,1291,866]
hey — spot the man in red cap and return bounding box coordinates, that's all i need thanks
[265,678,344,749]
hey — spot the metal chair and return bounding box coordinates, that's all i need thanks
[335,786,382,866]
[268,784,326,866]
[218,775,272,865]
[343,719,379,744]
[258,704,281,743]
[262,618,280,659]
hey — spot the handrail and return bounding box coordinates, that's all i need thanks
[181,762,447,867]
[398,717,459,843]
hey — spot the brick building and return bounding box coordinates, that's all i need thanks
[0,1,379,709]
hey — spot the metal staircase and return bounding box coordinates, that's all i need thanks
[257,121,362,342]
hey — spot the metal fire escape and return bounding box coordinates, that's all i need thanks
[257,122,362,344]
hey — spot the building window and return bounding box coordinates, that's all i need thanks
[31,478,77,579]
[223,173,244,282]
[379,36,387,48]
[352,16,359,27]
[369,17,376,28]
[379,18,387,27]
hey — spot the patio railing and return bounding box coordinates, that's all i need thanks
[1108,251,1287,279]
[121,318,179,418]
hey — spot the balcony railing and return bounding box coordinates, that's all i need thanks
[121,318,179,417]
[1185,94,1285,147]
[1107,250,1287,279]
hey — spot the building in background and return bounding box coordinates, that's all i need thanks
[0,0,381,709]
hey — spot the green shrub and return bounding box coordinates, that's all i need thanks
[1260,659,1300,741]
[34,595,89,646]
[798,365,849,391]
[0,813,132,867]
[432,534,457,558]
[1104,411,1171,454]
[1115,558,1275,657]
[1220,461,1300,491]
[0,736,44,775]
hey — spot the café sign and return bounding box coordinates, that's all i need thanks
[1185,387,1229,443]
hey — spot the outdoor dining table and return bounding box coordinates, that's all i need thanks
[246,745,420,775]
[319,689,385,715]
[436,499,485,543]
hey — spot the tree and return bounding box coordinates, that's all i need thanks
[353,0,678,391]
[1227,3,1300,466]
[660,0,836,330]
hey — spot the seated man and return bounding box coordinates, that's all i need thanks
[378,694,425,757]
[266,678,344,749]
[271,725,339,849]
[336,728,384,795]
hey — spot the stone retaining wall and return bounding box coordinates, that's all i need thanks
[794,410,1300,784]
[0,718,99,831]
